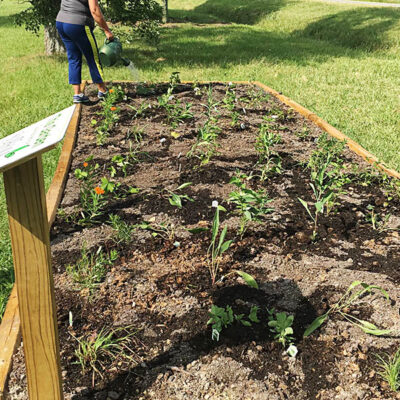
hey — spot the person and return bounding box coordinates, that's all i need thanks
[56,0,114,103]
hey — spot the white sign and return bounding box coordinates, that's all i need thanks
[0,105,76,171]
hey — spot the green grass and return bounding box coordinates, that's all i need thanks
[1,0,400,319]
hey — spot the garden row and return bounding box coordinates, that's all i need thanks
[7,77,400,399]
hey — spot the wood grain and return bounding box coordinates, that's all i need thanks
[0,287,20,400]
[3,156,63,400]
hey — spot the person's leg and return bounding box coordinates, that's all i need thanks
[56,22,83,90]
[74,26,107,92]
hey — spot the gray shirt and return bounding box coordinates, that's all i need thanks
[56,0,94,27]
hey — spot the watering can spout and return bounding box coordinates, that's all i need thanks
[99,38,131,67]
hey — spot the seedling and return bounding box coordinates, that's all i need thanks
[67,245,118,293]
[127,102,150,118]
[73,326,135,385]
[207,305,234,341]
[135,218,176,241]
[268,309,295,347]
[228,173,273,237]
[304,281,392,337]
[164,182,194,208]
[366,205,393,233]
[109,214,135,245]
[207,204,233,285]
[376,347,400,392]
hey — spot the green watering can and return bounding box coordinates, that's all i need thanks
[99,38,130,67]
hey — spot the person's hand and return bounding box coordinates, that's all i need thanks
[105,30,114,41]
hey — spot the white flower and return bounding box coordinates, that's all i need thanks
[286,344,298,358]
[168,95,174,101]
[212,200,219,208]
[228,82,233,86]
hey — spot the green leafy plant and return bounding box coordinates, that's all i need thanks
[376,347,400,392]
[298,134,348,240]
[135,218,176,241]
[109,214,135,245]
[304,281,392,337]
[127,102,150,118]
[207,204,233,285]
[268,309,295,347]
[165,182,194,208]
[207,305,234,341]
[365,204,392,233]
[73,326,135,384]
[255,121,282,179]
[228,173,273,237]
[67,246,118,293]
[220,270,259,289]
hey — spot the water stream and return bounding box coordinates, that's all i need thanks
[125,60,140,81]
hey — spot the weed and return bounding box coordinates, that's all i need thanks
[127,102,150,118]
[135,218,176,241]
[67,245,118,293]
[304,281,392,337]
[73,326,135,385]
[109,214,135,245]
[376,347,400,392]
[366,205,393,233]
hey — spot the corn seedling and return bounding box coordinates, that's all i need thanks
[67,245,118,293]
[228,173,273,237]
[208,204,233,285]
[304,281,392,337]
[376,347,400,392]
[366,205,393,233]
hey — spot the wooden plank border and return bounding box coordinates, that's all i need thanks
[253,81,400,180]
[0,79,398,398]
[0,97,83,400]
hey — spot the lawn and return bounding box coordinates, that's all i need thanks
[1,0,400,319]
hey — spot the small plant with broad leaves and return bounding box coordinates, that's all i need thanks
[268,309,295,347]
[304,281,392,337]
[164,182,194,208]
[228,173,273,237]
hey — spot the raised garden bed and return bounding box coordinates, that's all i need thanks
[6,81,400,399]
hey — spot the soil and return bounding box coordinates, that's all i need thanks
[6,82,400,400]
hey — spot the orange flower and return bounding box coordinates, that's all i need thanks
[94,186,105,195]
[109,89,114,93]
[83,162,88,167]
[110,106,117,111]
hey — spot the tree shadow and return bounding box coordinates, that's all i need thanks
[294,7,400,51]
[169,0,288,25]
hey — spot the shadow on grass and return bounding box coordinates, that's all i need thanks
[294,7,400,51]
[121,25,359,72]
[169,0,288,25]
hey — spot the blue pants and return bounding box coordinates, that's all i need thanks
[56,22,104,85]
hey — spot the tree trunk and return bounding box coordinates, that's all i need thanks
[162,0,168,23]
[44,25,65,55]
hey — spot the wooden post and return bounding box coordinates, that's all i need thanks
[3,156,63,400]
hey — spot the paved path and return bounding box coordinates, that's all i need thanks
[323,0,400,7]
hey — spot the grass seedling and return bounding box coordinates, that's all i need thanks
[304,281,392,337]
[135,218,176,241]
[67,245,118,293]
[207,204,233,285]
[73,326,135,385]
[376,347,400,392]
[109,214,135,245]
[268,309,295,348]
[228,173,273,237]
[165,182,194,208]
